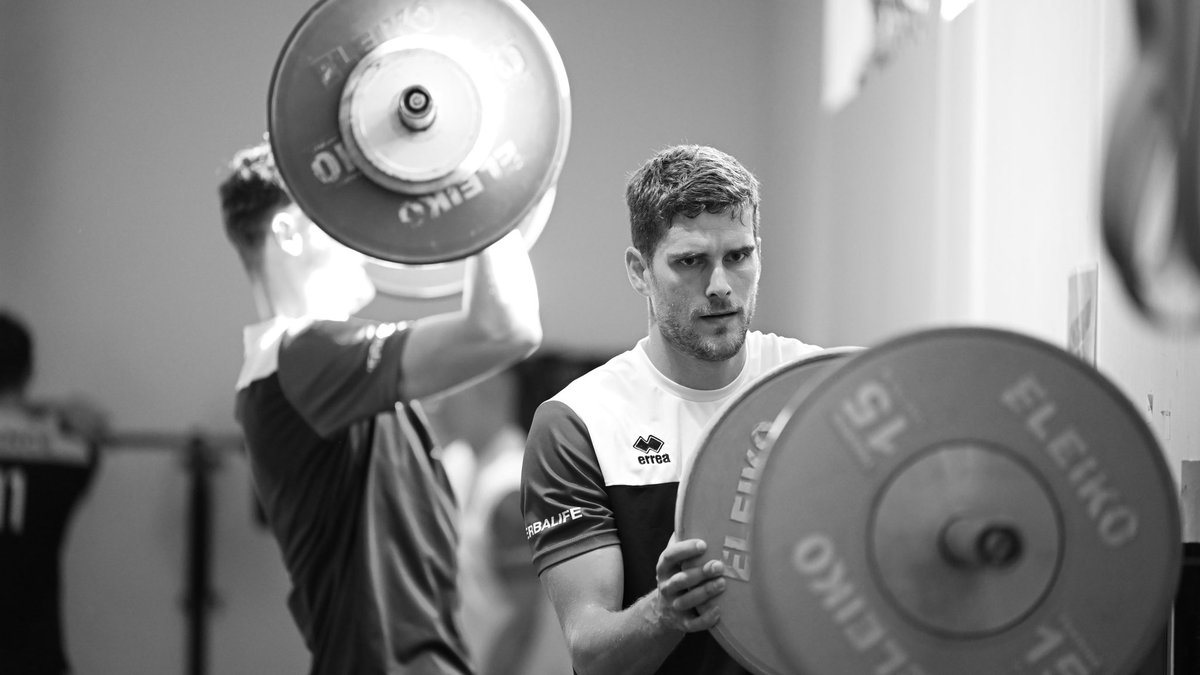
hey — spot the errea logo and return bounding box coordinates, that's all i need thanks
[633,434,671,465]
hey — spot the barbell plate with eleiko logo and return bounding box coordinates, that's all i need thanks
[751,327,1181,675]
[269,0,570,264]
[365,184,555,299]
[675,347,862,675]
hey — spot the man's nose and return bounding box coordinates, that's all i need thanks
[706,264,733,298]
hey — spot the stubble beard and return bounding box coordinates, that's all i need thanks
[654,294,756,363]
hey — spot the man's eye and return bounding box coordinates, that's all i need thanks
[728,251,748,263]
[677,257,700,267]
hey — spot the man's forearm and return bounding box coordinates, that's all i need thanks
[566,590,684,675]
[397,230,541,401]
[463,230,541,350]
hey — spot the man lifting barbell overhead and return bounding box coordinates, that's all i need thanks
[221,0,569,670]
[520,144,825,675]
[218,138,541,675]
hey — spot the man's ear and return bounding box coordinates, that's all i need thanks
[625,246,651,297]
[271,211,304,257]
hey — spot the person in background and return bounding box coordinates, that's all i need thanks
[520,145,822,674]
[426,364,572,675]
[218,139,541,675]
[0,310,108,675]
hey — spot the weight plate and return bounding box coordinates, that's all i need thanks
[676,347,862,675]
[269,0,570,264]
[338,37,499,192]
[752,327,1181,675]
[365,184,554,299]
[870,444,1061,636]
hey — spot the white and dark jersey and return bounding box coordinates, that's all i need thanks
[0,406,98,675]
[521,331,820,674]
[235,317,469,675]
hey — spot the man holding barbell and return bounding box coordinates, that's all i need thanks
[218,139,542,675]
[521,145,822,674]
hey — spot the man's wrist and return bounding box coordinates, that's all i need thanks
[636,589,684,639]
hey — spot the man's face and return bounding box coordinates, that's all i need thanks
[639,208,760,362]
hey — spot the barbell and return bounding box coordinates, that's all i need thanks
[678,327,1181,675]
[268,0,570,297]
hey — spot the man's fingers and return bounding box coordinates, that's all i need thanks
[658,542,724,583]
[660,557,724,591]
[657,537,706,572]
[657,574,724,633]
[671,575,726,612]
[679,600,721,632]
[654,536,728,633]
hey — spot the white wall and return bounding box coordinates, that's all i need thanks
[972,0,1200,484]
[788,0,1200,488]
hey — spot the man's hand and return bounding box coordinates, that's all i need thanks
[651,535,727,633]
[540,537,727,675]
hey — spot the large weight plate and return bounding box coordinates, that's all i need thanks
[752,327,1181,675]
[269,0,570,264]
[676,347,862,675]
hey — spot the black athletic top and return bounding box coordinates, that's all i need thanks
[235,317,470,675]
[0,405,98,675]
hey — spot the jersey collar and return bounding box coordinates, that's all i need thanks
[235,316,313,391]
[633,336,752,403]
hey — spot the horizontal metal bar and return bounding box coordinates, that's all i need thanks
[99,431,244,452]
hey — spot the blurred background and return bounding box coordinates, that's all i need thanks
[2,0,1197,672]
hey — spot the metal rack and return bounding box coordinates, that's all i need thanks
[104,431,244,675]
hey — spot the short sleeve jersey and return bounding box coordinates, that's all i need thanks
[521,331,821,674]
[235,317,469,675]
[0,406,98,675]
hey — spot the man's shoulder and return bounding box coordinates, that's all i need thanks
[745,330,822,372]
[276,317,409,380]
[524,347,654,450]
[237,316,379,390]
[549,347,646,412]
[745,329,819,353]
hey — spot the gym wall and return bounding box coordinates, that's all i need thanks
[786,0,1200,490]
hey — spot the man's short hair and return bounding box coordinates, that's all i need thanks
[217,139,292,272]
[0,311,33,393]
[625,144,761,260]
